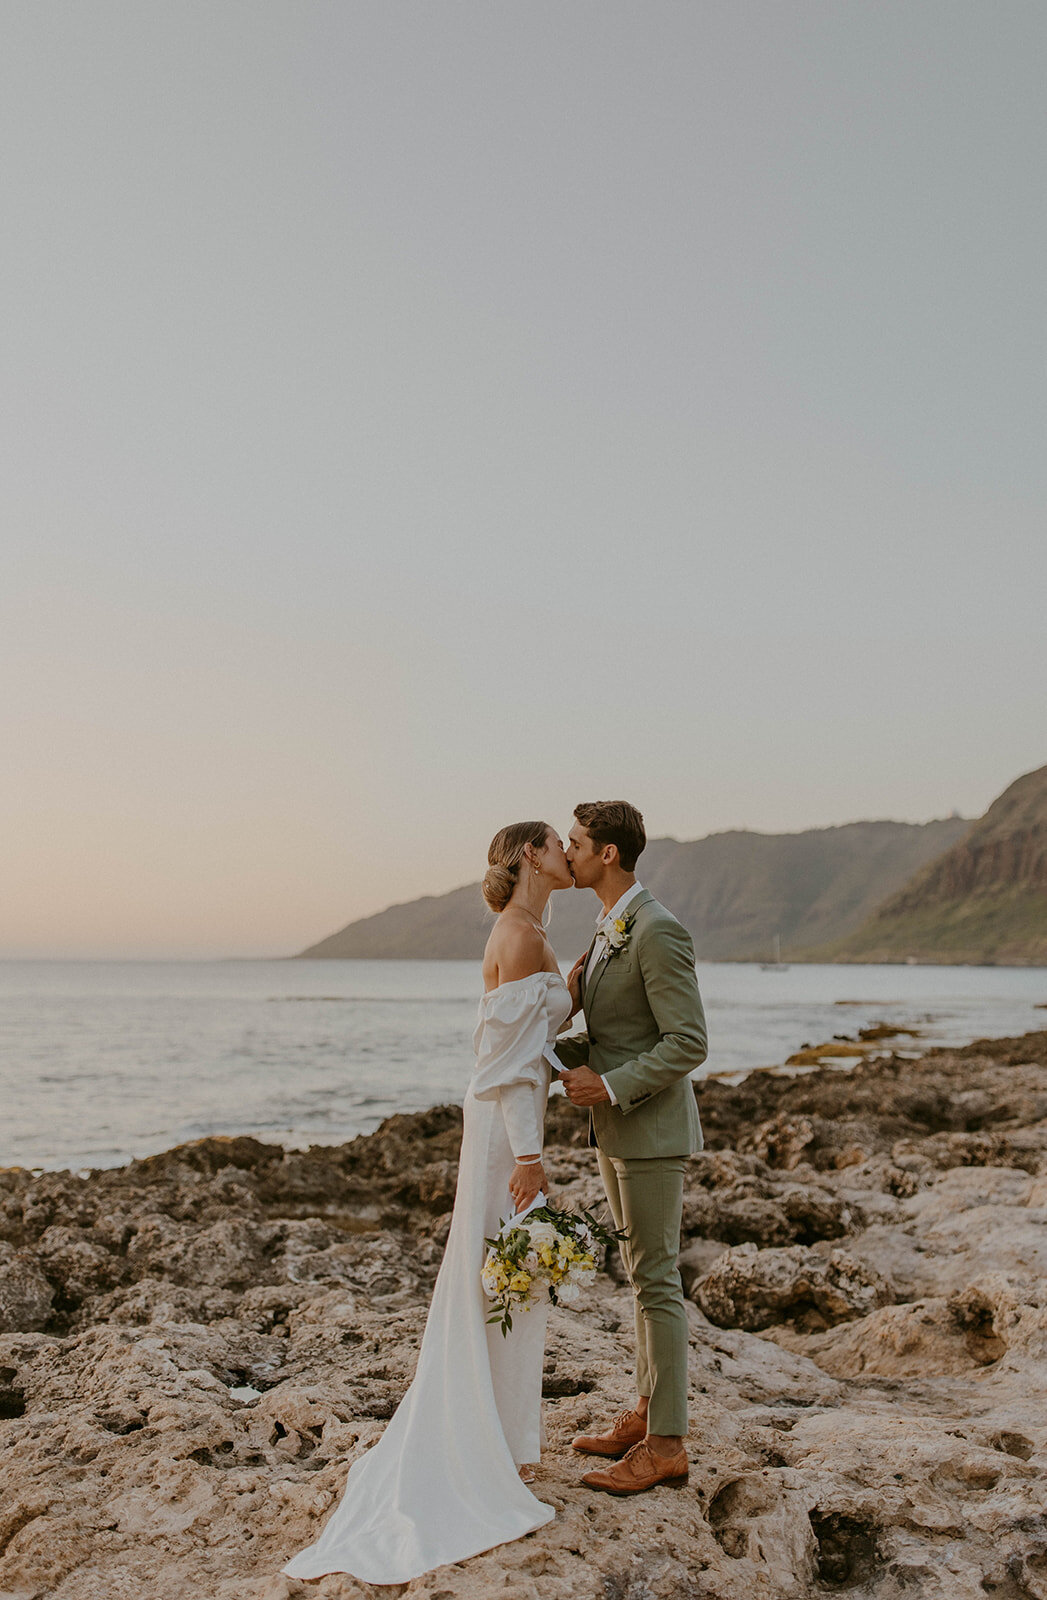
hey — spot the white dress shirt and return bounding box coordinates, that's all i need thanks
[584,881,645,1108]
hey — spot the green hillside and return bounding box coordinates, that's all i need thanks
[821,765,1047,966]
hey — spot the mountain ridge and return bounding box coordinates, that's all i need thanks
[296,814,971,962]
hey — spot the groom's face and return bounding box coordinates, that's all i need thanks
[566,823,602,888]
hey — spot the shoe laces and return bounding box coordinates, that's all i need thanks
[620,1439,651,1462]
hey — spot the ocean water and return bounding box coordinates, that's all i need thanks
[1,959,1044,1172]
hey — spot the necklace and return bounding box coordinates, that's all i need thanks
[520,909,546,937]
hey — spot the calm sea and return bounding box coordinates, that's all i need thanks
[1,960,1044,1172]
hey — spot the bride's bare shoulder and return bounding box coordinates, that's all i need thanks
[483,917,547,988]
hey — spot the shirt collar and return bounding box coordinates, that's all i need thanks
[597,881,644,930]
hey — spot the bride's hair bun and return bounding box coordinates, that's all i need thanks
[481,863,517,913]
[482,820,548,913]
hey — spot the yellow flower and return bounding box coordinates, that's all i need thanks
[510,1271,532,1292]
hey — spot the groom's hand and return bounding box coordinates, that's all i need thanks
[560,1065,611,1106]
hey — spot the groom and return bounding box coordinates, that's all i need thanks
[557,801,707,1495]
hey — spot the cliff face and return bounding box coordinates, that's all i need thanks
[825,765,1047,966]
[297,819,970,962]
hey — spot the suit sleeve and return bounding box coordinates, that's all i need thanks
[552,1032,590,1071]
[602,919,707,1113]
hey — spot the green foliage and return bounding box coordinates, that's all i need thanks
[826,887,1047,966]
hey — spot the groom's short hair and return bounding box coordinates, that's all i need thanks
[574,801,646,871]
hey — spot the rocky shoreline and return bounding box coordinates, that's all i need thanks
[4,1029,1047,1598]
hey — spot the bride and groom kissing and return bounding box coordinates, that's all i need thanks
[284,801,708,1586]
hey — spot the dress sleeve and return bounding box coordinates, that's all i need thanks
[472,984,549,1159]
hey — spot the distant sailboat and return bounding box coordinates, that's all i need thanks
[760,934,790,971]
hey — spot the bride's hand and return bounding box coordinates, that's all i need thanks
[509,1160,545,1213]
[566,953,586,1014]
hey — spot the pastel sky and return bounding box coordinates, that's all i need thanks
[3,3,1044,959]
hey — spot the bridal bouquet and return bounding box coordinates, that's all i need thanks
[482,1202,623,1337]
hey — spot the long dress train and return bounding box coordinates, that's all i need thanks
[283,970,572,1585]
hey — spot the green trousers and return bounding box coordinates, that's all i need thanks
[597,1151,688,1438]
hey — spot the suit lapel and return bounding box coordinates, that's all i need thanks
[580,931,601,1006]
[585,944,613,1011]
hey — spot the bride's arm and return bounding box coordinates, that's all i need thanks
[501,1080,547,1212]
[475,938,552,1207]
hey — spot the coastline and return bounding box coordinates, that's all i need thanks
[5,958,1045,1175]
[4,1027,1047,1597]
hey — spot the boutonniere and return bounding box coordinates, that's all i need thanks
[601,913,635,958]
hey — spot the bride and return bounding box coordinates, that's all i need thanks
[283,820,575,1585]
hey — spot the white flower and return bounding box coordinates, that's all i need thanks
[524,1220,559,1249]
[598,914,633,957]
[556,1280,581,1304]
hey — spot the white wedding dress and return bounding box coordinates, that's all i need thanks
[283,969,572,1586]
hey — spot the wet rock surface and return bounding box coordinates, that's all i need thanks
[2,1030,1047,1597]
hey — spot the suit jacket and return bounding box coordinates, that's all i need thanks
[555,889,707,1159]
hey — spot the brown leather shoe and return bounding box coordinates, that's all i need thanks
[581,1439,689,1495]
[571,1408,647,1458]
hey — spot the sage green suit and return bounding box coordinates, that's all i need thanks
[556,890,706,1436]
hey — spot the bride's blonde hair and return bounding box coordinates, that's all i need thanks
[481,821,549,913]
